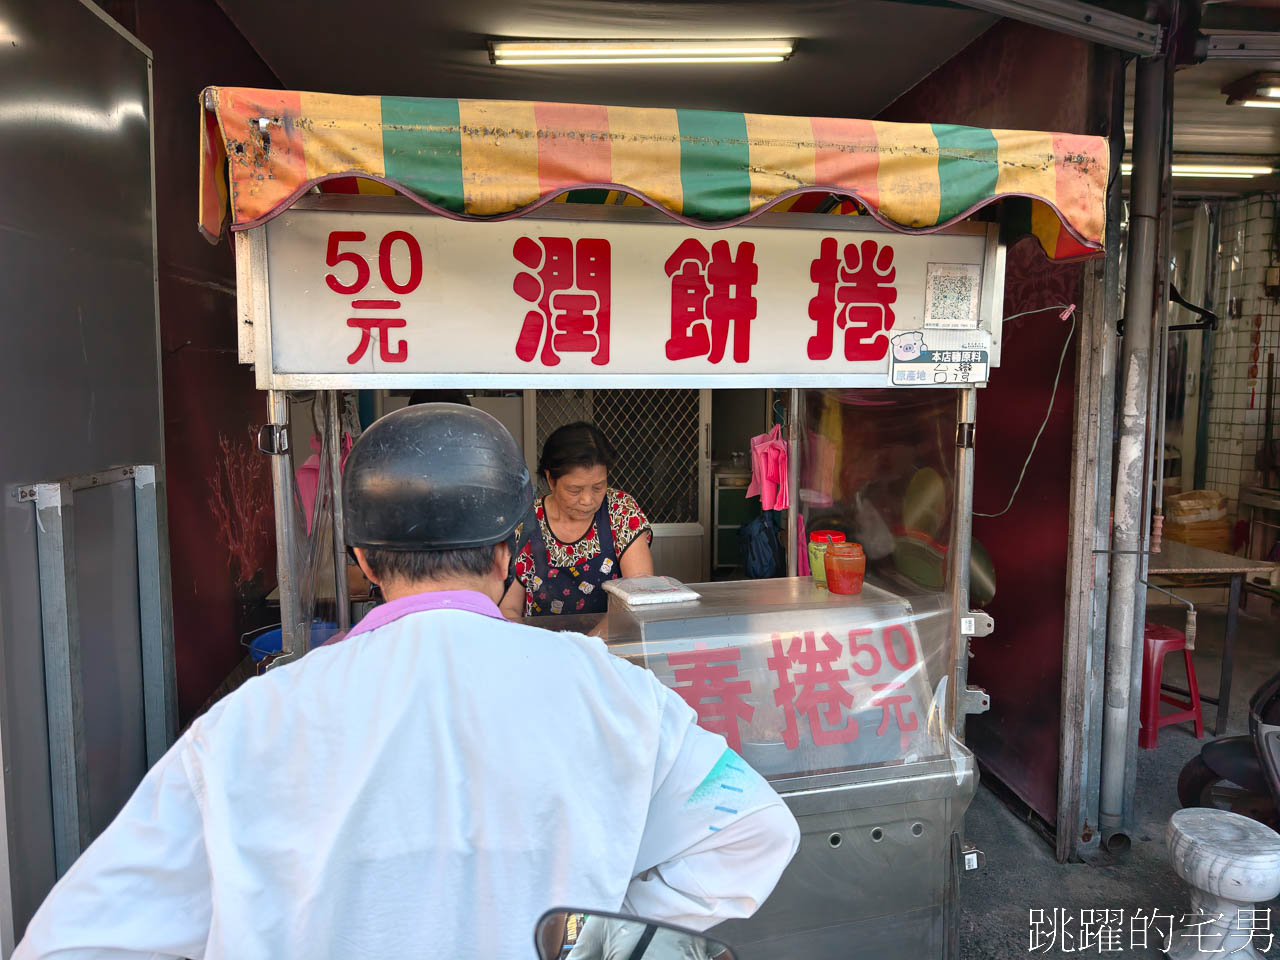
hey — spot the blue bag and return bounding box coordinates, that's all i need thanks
[739,511,781,579]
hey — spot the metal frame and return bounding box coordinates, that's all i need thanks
[22,464,178,877]
[134,466,179,764]
[1100,51,1167,853]
[1057,259,1112,863]
[949,388,979,740]
[1201,31,1280,60]
[265,390,306,662]
[77,0,153,57]
[242,196,1016,956]
[948,0,1161,55]
[237,197,1004,392]
[0,691,10,957]
[249,200,1005,649]
[34,481,88,879]
[698,389,713,581]
[325,392,351,633]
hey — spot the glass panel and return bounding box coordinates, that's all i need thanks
[607,579,953,780]
[605,387,962,780]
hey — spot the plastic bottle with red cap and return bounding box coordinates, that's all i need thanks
[807,529,845,588]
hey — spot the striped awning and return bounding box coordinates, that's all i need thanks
[199,87,1108,260]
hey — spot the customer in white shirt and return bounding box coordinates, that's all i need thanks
[15,404,799,960]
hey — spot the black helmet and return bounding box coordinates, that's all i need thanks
[343,403,534,550]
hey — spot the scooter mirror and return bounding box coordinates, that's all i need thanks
[535,908,736,960]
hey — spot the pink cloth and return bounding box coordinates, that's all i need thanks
[296,433,353,534]
[745,425,789,511]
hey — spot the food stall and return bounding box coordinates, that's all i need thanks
[198,86,1106,958]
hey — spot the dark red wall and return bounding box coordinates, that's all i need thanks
[103,1,280,721]
[879,20,1108,825]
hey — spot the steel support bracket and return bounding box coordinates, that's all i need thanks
[257,423,290,456]
[947,0,1161,55]
[956,422,976,449]
[963,685,992,715]
[1200,31,1280,60]
[961,611,995,637]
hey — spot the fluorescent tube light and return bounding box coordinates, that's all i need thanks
[1120,162,1273,178]
[1240,98,1280,109]
[490,39,794,66]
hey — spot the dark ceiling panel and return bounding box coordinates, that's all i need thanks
[213,0,998,118]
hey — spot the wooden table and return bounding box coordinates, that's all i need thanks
[1147,541,1276,735]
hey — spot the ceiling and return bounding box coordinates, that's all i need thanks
[213,0,998,118]
[1124,3,1280,197]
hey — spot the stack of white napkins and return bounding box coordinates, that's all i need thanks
[603,576,700,607]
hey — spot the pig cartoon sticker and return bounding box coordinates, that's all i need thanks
[891,331,925,362]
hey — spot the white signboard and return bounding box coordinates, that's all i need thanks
[250,204,1002,388]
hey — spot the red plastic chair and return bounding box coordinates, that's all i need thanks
[1139,622,1204,749]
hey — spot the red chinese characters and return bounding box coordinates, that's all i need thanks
[870,681,919,745]
[807,237,898,362]
[768,631,858,748]
[513,237,611,366]
[325,230,422,365]
[664,239,758,364]
[667,645,755,752]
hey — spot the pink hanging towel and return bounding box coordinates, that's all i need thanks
[746,425,789,510]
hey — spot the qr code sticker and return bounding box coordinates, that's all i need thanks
[925,263,982,329]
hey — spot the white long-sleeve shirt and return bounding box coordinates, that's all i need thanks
[15,590,799,960]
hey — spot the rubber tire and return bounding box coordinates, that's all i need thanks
[1177,755,1230,809]
[1178,755,1277,827]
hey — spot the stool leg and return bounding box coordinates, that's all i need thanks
[1166,887,1265,959]
[1183,649,1205,740]
[1140,641,1162,750]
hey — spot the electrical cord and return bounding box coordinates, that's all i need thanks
[975,303,1077,519]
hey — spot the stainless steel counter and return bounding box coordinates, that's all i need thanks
[602,576,972,959]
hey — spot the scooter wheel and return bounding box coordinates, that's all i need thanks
[1177,756,1223,808]
[1177,755,1278,827]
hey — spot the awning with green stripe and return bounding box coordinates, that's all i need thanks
[199,86,1107,261]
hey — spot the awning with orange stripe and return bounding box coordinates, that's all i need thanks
[199,86,1108,261]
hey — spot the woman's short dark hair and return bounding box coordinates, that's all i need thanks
[538,422,615,481]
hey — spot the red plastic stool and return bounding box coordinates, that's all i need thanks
[1139,622,1204,749]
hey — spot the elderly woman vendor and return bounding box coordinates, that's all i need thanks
[500,422,653,619]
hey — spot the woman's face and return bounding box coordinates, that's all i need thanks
[546,464,608,523]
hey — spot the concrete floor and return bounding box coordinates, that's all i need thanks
[959,600,1280,959]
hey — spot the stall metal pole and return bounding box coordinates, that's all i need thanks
[1152,53,1175,530]
[266,389,305,662]
[1121,48,1176,830]
[1099,50,1166,852]
[1080,58,1127,857]
[327,390,351,633]
[950,387,978,739]
[786,388,801,577]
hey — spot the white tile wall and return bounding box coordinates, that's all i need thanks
[1203,195,1280,521]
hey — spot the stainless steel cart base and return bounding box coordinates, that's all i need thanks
[714,751,978,960]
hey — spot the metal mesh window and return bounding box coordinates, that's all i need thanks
[535,389,701,524]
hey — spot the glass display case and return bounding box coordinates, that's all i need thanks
[602,387,980,960]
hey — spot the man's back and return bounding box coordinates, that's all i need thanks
[16,592,798,959]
